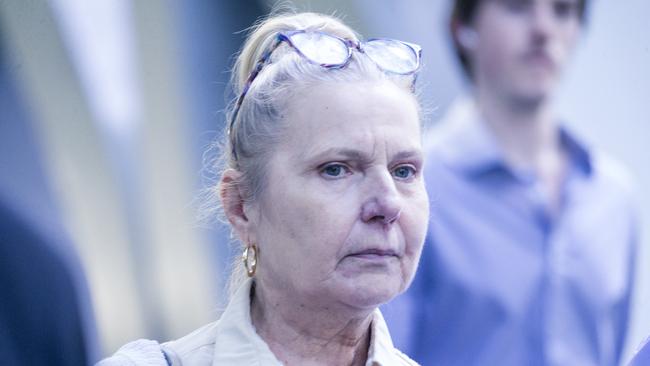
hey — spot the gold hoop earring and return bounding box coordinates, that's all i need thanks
[242,244,258,277]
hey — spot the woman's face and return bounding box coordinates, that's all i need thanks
[247,81,429,311]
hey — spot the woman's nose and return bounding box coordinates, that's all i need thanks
[360,172,402,226]
[361,197,402,225]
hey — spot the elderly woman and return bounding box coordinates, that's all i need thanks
[99,12,428,366]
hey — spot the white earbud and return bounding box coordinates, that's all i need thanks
[457,27,478,50]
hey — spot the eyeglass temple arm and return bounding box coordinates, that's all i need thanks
[228,36,284,136]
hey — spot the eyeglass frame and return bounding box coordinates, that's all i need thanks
[228,30,422,160]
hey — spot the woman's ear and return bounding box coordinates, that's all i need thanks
[220,169,254,241]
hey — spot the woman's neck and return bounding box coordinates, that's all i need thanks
[250,282,373,366]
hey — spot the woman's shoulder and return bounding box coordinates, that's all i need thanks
[96,322,219,366]
[161,322,219,365]
[96,339,169,366]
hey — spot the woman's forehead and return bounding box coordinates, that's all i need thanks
[284,81,418,127]
[285,83,417,137]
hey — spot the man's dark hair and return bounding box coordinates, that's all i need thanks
[450,0,589,79]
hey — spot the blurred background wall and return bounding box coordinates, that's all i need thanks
[0,0,648,362]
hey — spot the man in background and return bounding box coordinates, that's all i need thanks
[383,0,638,364]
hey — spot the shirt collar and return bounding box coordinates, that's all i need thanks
[366,309,409,366]
[559,126,593,176]
[432,97,593,178]
[211,279,283,365]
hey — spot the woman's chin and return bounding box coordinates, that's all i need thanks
[333,274,403,310]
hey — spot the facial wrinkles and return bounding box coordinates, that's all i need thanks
[351,138,424,259]
[249,81,426,308]
[256,145,351,254]
[263,132,410,275]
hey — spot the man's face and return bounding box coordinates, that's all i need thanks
[466,0,582,104]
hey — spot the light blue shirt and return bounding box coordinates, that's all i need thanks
[383,99,638,366]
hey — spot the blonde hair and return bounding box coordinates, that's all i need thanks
[204,11,421,296]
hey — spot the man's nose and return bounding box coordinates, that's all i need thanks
[530,1,555,43]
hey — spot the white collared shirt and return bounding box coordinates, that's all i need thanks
[98,279,418,366]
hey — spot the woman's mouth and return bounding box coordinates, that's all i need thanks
[346,248,399,260]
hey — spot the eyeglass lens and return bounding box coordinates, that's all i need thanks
[362,39,419,74]
[289,32,350,66]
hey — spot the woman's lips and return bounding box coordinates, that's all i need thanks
[346,248,399,260]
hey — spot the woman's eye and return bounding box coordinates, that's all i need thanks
[392,165,416,180]
[320,164,350,178]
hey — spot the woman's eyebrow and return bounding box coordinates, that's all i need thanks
[393,150,423,161]
[306,148,369,161]
[305,147,423,162]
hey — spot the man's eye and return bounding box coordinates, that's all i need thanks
[393,165,416,180]
[320,164,350,178]
[500,0,532,13]
[554,0,577,19]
